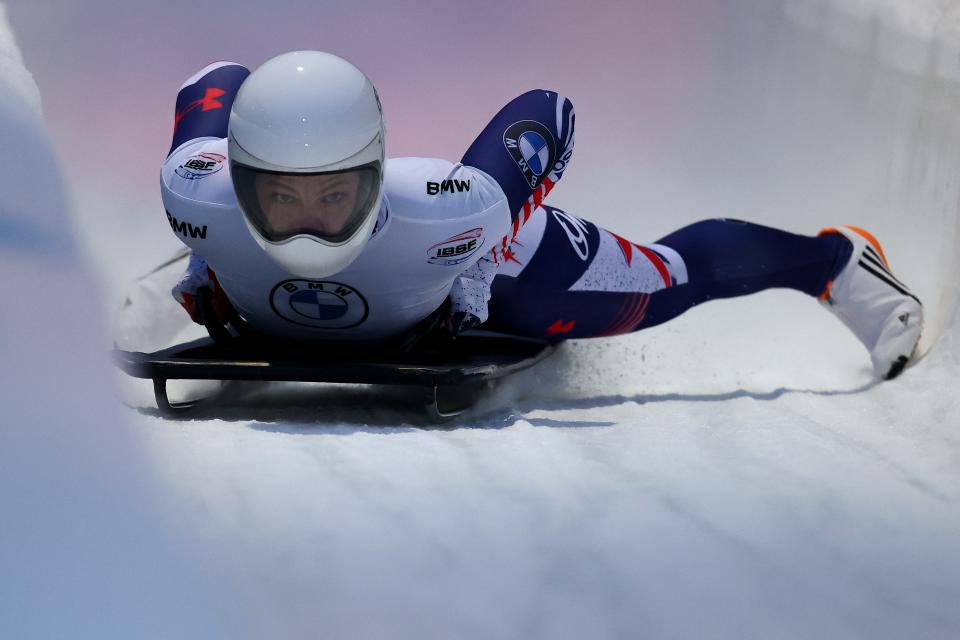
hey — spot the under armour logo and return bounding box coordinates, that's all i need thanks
[173,87,227,134]
[546,319,575,336]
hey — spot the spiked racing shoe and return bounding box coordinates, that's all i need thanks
[818,225,923,380]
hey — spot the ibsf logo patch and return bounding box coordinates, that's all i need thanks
[270,279,369,329]
[427,227,484,266]
[175,152,226,180]
[503,120,556,189]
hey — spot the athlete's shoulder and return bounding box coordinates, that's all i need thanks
[162,60,249,209]
[168,61,249,157]
[383,157,508,221]
[159,137,260,260]
[161,137,235,207]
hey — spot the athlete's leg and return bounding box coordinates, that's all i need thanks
[485,213,852,340]
[639,218,852,327]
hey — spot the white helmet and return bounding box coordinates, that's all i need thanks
[228,51,385,278]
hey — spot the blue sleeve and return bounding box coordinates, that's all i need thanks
[168,62,250,157]
[461,90,575,225]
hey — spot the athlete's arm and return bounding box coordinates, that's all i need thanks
[168,61,249,157]
[461,90,575,247]
[442,91,575,330]
[164,61,249,323]
[447,252,497,327]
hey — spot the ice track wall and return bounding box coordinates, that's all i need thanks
[780,0,960,347]
[0,7,230,639]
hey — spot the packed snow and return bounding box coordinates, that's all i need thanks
[4,0,960,638]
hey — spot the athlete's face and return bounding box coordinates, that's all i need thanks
[254,172,360,237]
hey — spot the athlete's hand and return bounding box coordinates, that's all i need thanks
[396,299,482,353]
[171,254,234,326]
[442,309,483,337]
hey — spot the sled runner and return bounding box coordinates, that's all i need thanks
[113,292,556,421]
[115,333,555,420]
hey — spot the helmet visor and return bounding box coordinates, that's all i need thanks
[232,161,381,243]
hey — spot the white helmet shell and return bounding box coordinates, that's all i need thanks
[228,51,386,278]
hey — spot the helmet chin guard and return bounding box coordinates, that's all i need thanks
[238,188,383,279]
[228,51,386,278]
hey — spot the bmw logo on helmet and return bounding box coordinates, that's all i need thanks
[503,120,557,189]
[270,279,369,329]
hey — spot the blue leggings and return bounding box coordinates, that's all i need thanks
[485,215,852,340]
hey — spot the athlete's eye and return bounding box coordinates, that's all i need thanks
[321,191,347,205]
[271,192,297,205]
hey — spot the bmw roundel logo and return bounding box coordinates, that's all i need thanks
[503,120,557,188]
[270,279,368,329]
[518,131,549,176]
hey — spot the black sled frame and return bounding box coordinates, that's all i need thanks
[114,292,556,421]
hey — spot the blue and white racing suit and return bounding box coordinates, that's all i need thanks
[162,61,852,343]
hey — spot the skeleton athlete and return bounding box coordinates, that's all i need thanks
[162,51,922,379]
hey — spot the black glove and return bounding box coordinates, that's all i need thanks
[442,309,483,336]
[395,299,482,353]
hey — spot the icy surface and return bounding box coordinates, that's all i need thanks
[7,0,960,638]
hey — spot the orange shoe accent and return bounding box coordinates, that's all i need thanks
[819,279,833,301]
[843,225,889,268]
[818,225,890,269]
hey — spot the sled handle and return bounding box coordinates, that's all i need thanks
[196,287,234,346]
